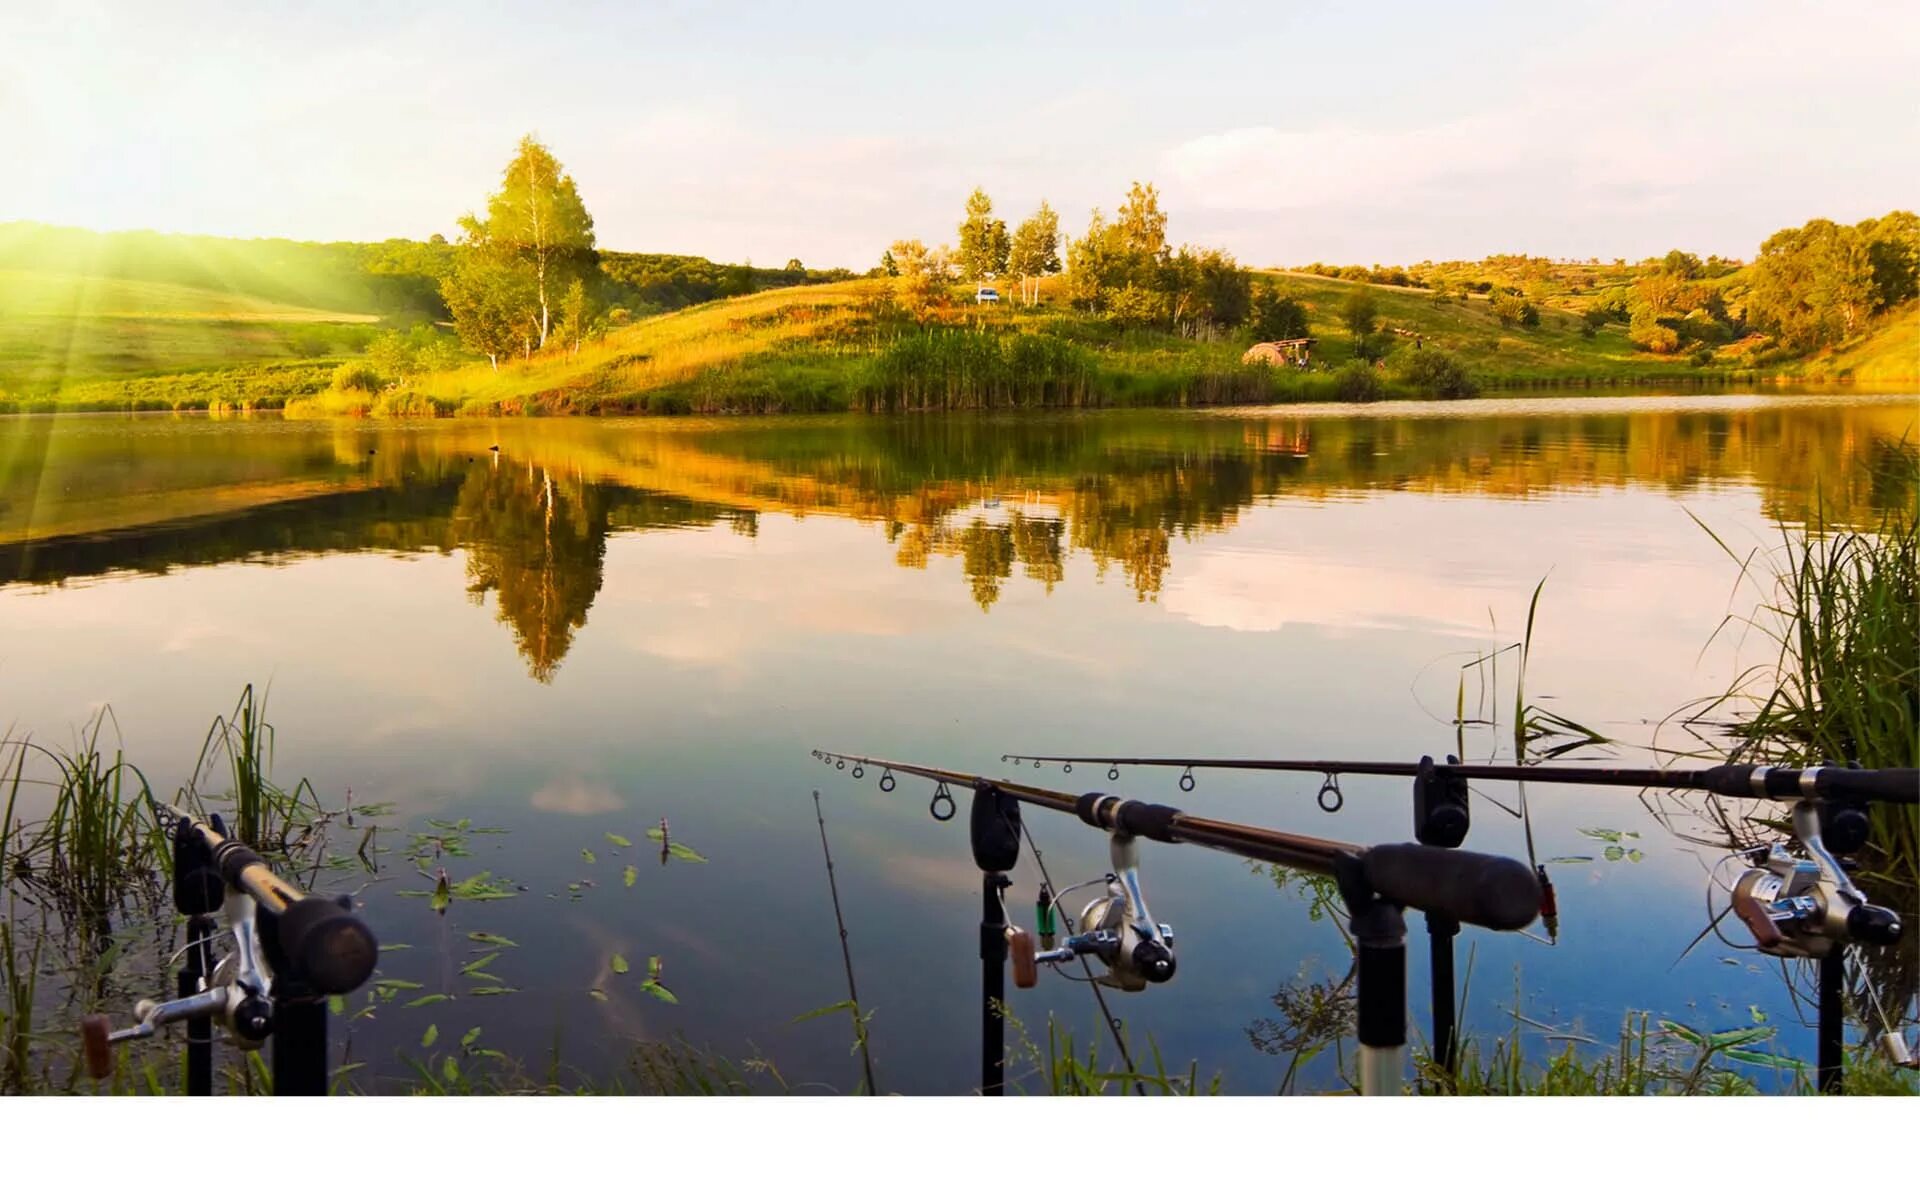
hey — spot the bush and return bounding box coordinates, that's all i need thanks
[1333,361,1385,402]
[330,362,386,393]
[1688,346,1715,367]
[1397,349,1478,398]
[1629,311,1681,354]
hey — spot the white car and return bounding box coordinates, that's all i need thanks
[974,286,1000,304]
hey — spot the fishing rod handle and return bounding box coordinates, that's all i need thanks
[271,896,380,996]
[1357,843,1542,931]
[1700,765,1919,806]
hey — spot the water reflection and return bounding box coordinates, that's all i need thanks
[1,399,1912,681]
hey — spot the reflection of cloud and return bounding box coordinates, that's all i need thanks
[531,777,627,815]
[1163,547,1497,636]
[853,834,984,896]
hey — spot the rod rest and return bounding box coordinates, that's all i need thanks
[1355,843,1542,931]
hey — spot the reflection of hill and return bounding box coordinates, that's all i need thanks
[2,403,1912,644]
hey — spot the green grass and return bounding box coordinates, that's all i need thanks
[0,266,383,398]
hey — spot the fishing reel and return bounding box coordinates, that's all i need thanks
[80,880,278,1078]
[1730,799,1903,959]
[1007,825,1176,993]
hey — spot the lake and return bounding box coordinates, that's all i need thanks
[1,394,1914,1094]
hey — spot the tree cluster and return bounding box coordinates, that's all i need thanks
[1066,183,1251,336]
[1744,211,1917,352]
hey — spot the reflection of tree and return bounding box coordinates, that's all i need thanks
[452,462,610,682]
[1009,512,1065,592]
[958,519,1015,611]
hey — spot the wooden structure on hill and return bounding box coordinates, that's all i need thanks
[1242,338,1316,367]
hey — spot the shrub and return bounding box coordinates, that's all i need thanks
[1333,361,1385,402]
[1397,349,1478,398]
[330,362,385,393]
[1629,311,1681,354]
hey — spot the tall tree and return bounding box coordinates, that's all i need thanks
[1007,201,1062,305]
[957,187,1010,280]
[1115,181,1169,259]
[450,135,597,354]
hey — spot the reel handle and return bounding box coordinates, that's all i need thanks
[1731,887,1786,949]
[79,1014,114,1080]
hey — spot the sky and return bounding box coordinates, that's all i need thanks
[3,1,1916,269]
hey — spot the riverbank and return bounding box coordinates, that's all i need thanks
[6,276,1914,417]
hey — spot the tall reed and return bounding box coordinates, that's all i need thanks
[28,711,158,928]
[187,684,317,847]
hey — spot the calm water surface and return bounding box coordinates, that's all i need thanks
[1,395,1914,1093]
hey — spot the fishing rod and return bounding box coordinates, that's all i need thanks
[1000,753,1917,808]
[811,749,1542,1096]
[78,799,378,1095]
[1006,750,1917,1089]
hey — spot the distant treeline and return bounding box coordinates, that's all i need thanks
[599,252,854,314]
[1294,210,1919,361]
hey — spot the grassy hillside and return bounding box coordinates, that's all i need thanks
[6,250,1911,417]
[277,272,1870,420]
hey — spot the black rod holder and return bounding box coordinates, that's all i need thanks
[181,914,215,1097]
[270,979,329,1097]
[1818,949,1844,1094]
[980,872,1009,1096]
[1427,912,1460,1075]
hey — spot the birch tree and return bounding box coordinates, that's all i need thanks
[446,136,597,355]
[1007,201,1061,305]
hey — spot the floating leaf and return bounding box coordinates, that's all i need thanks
[377,978,424,991]
[1578,828,1624,844]
[430,871,451,914]
[469,986,519,996]
[467,932,517,947]
[647,956,663,977]
[588,988,608,1002]
[581,848,596,864]
[404,993,452,1008]
[461,952,501,976]
[379,943,414,952]
[461,1027,483,1049]
[645,827,708,863]
[448,871,520,901]
[1748,1004,1768,1023]
[1546,855,1593,864]
[421,1024,438,1048]
[1604,846,1624,862]
[623,865,637,888]
[1626,849,1644,863]
[328,995,346,1015]
[639,980,678,1004]
[442,1057,460,1083]
[605,833,632,847]
[611,953,630,975]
